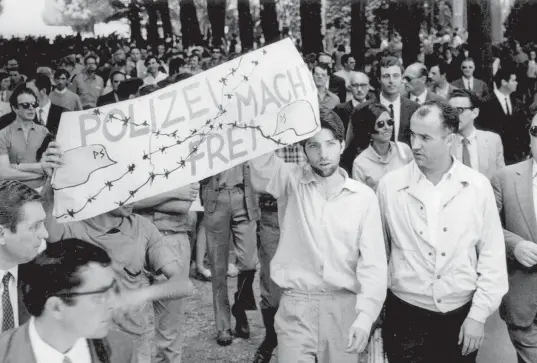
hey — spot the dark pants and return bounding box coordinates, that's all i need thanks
[507,321,537,363]
[258,209,282,309]
[383,291,477,363]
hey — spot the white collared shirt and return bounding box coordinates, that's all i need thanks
[351,98,363,108]
[55,88,67,94]
[411,89,428,105]
[494,88,513,115]
[0,267,19,329]
[38,100,51,126]
[377,159,508,322]
[464,77,474,91]
[249,152,388,334]
[143,71,168,86]
[28,317,92,363]
[380,93,401,140]
[456,130,479,170]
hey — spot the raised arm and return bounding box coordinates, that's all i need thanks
[248,150,297,199]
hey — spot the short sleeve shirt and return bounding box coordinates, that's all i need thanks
[0,120,48,189]
[47,213,177,336]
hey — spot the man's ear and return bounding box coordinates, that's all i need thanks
[0,225,6,246]
[340,140,346,154]
[472,108,480,119]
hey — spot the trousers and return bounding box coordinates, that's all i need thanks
[258,209,282,309]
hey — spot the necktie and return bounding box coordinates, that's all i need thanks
[389,104,394,119]
[462,138,471,167]
[63,356,73,363]
[389,104,395,141]
[38,109,44,125]
[505,97,511,115]
[2,272,14,332]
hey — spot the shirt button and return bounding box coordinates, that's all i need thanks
[437,299,442,303]
[419,231,423,235]
[443,227,447,232]
[428,252,433,256]
[437,275,441,279]
[441,252,446,256]
[420,206,424,210]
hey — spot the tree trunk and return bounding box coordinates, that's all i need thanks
[146,2,160,49]
[467,0,493,83]
[260,0,280,45]
[207,0,226,48]
[351,0,367,68]
[300,0,323,55]
[237,0,254,51]
[156,0,173,39]
[129,0,143,47]
[394,0,422,66]
[180,0,204,48]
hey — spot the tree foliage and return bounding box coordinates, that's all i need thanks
[505,0,537,45]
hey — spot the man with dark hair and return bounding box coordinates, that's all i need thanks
[430,60,457,99]
[318,52,346,103]
[0,239,136,362]
[0,87,49,189]
[378,101,508,363]
[69,54,104,109]
[50,69,83,111]
[448,88,504,179]
[28,74,66,136]
[403,62,447,104]
[452,58,490,100]
[313,63,340,110]
[335,54,356,101]
[0,180,48,333]
[478,67,529,165]
[97,70,126,106]
[116,78,144,101]
[144,56,168,85]
[378,56,420,146]
[249,108,387,362]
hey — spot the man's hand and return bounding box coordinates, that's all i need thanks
[346,325,369,354]
[40,141,63,177]
[513,240,537,267]
[458,317,485,356]
[175,183,200,201]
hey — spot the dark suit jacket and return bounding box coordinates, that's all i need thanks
[477,95,529,165]
[329,74,347,104]
[405,89,447,104]
[0,321,137,363]
[97,91,120,107]
[16,268,31,326]
[491,160,537,327]
[451,77,490,100]
[397,96,421,146]
[0,104,65,135]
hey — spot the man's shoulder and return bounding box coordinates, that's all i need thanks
[378,162,413,191]
[0,112,15,131]
[476,129,501,144]
[0,323,31,361]
[400,96,420,110]
[451,78,464,87]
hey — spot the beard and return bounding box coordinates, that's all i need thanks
[310,163,338,178]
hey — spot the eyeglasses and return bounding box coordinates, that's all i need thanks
[55,280,119,303]
[17,102,39,110]
[376,119,395,129]
[454,106,473,114]
[350,83,369,89]
[530,125,537,137]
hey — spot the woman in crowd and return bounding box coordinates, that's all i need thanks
[351,102,413,191]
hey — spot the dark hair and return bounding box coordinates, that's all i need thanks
[108,70,126,83]
[430,60,448,76]
[417,100,459,134]
[0,181,44,233]
[319,107,345,142]
[9,85,37,108]
[341,54,354,66]
[144,55,159,68]
[379,56,403,73]
[169,57,186,76]
[54,69,71,80]
[84,54,98,65]
[494,67,516,89]
[352,103,390,149]
[189,54,201,62]
[20,239,112,317]
[116,78,144,100]
[139,84,160,96]
[416,63,429,78]
[312,63,331,75]
[34,74,52,95]
[449,88,481,108]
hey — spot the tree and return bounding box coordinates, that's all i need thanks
[179,0,204,48]
[351,0,367,68]
[467,0,493,82]
[392,0,423,65]
[42,0,115,28]
[207,0,226,47]
[300,0,323,54]
[237,0,254,51]
[146,1,159,47]
[505,0,537,45]
[260,0,280,44]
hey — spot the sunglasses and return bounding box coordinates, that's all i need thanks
[454,106,473,114]
[530,126,537,137]
[17,102,39,110]
[376,119,394,129]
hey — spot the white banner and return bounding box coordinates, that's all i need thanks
[52,38,320,222]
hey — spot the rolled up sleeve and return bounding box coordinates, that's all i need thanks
[249,151,298,199]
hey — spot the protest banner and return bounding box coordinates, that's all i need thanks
[52,38,320,222]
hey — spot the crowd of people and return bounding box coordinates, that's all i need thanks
[1,26,537,363]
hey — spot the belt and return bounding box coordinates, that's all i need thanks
[216,183,244,192]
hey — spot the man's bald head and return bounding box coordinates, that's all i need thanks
[403,62,428,96]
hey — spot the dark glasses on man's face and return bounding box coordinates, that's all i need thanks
[530,125,537,137]
[376,119,394,129]
[17,102,39,110]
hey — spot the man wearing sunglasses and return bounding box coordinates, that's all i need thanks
[403,63,447,105]
[448,88,505,180]
[0,239,136,363]
[491,112,537,363]
[0,86,50,190]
